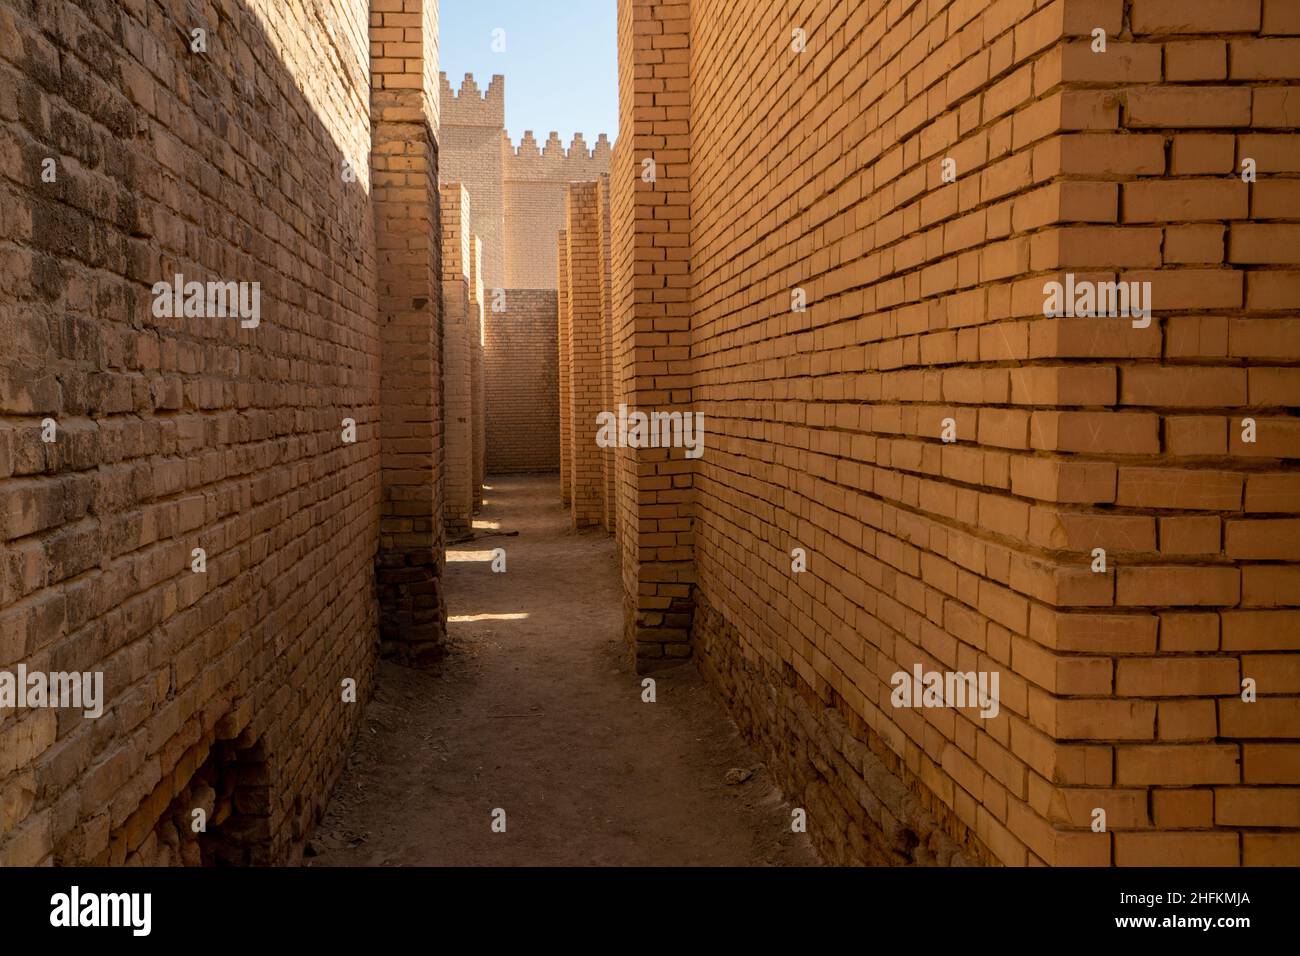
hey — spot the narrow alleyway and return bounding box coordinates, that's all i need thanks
[309,476,818,866]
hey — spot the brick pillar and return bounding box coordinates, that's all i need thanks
[371,0,445,660]
[469,235,486,505]
[611,0,694,669]
[597,174,617,535]
[441,183,474,537]
[558,230,572,506]
[565,182,606,527]
[1014,1,1300,866]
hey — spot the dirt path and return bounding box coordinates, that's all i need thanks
[308,474,818,867]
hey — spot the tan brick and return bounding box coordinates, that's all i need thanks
[1229,224,1300,263]
[1115,657,1238,696]
[1124,88,1252,127]
[1243,744,1300,783]
[1226,519,1300,560]
[1119,366,1246,407]
[1243,833,1300,865]
[1157,699,1220,740]
[1263,0,1300,33]
[1222,611,1300,651]
[1164,40,1227,81]
[1115,831,1239,866]
[1152,789,1215,828]
[1123,180,1248,222]
[1229,38,1300,79]
[1158,516,1220,555]
[1170,134,1236,174]
[1131,0,1261,34]
[1115,566,1240,607]
[1159,613,1220,652]
[1220,698,1300,736]
[1215,788,1300,827]
[1116,468,1242,511]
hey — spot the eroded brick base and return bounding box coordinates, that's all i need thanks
[692,594,991,866]
[377,551,446,664]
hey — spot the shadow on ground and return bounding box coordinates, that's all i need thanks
[308,474,819,866]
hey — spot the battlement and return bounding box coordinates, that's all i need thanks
[438,70,612,289]
[505,130,612,181]
[439,71,505,127]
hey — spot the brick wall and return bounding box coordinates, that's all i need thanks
[485,290,560,474]
[597,175,618,534]
[503,180,565,290]
[612,0,1300,865]
[1050,0,1298,866]
[438,74,505,293]
[440,183,475,537]
[556,181,619,530]
[558,231,572,505]
[0,0,444,865]
[563,182,609,528]
[610,27,639,657]
[503,131,613,288]
[373,0,446,662]
[469,235,485,509]
[611,0,696,668]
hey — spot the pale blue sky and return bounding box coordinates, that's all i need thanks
[439,0,618,147]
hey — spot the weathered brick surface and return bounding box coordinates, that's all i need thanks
[556,180,619,531]
[610,0,696,668]
[694,599,979,865]
[558,231,572,506]
[440,183,475,537]
[563,182,608,529]
[0,0,444,864]
[484,290,560,474]
[4,0,1295,871]
[373,0,446,661]
[610,0,1300,865]
[469,236,486,509]
[597,175,618,535]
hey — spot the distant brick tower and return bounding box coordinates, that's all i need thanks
[438,72,612,477]
[437,72,611,292]
[438,73,506,292]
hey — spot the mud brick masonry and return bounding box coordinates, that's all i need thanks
[0,0,466,866]
[566,0,1300,866]
[2,0,1299,868]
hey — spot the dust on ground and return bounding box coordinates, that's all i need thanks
[308,474,819,867]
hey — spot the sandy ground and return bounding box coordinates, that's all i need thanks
[308,474,819,867]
